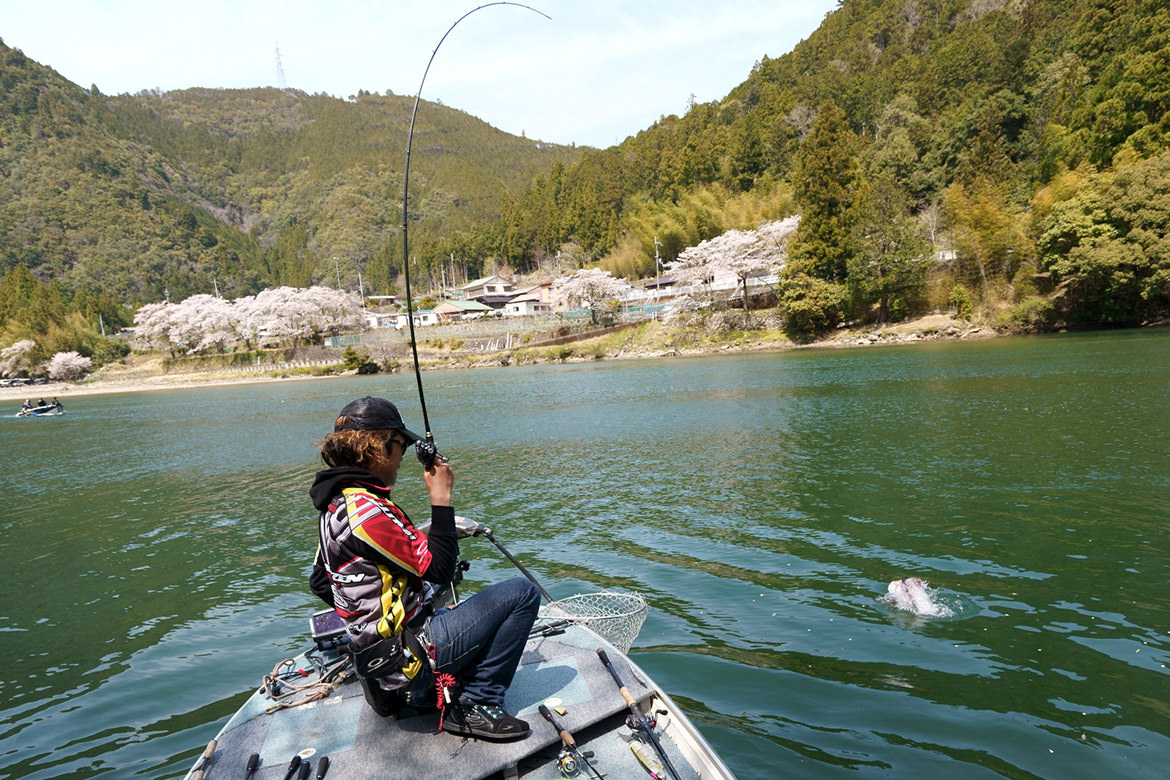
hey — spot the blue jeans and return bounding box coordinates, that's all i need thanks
[407,577,541,707]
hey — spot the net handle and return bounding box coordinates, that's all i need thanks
[484,530,554,602]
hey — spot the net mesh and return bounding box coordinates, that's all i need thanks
[538,591,648,653]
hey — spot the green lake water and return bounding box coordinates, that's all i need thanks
[2,329,1169,779]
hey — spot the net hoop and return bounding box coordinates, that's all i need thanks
[538,591,648,653]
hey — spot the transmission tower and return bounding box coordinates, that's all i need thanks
[274,43,287,90]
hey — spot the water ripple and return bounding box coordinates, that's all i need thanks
[4,333,1170,779]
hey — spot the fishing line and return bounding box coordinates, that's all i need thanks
[400,2,550,462]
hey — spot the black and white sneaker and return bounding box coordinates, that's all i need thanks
[442,698,530,741]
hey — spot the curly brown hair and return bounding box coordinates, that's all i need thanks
[315,428,396,470]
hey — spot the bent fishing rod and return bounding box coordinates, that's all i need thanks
[399,2,549,467]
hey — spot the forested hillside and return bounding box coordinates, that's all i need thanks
[3,0,1170,367]
[0,40,579,309]
[486,0,1170,333]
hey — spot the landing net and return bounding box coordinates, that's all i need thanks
[538,591,648,654]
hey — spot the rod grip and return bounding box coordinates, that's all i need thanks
[596,648,638,706]
[190,739,217,778]
[539,703,576,748]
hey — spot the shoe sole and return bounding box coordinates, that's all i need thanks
[442,724,531,742]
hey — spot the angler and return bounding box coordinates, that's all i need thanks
[309,396,540,740]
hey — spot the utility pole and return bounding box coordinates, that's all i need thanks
[334,256,342,290]
[653,235,663,306]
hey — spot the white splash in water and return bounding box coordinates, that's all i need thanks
[880,577,954,617]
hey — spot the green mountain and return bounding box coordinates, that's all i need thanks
[5,0,1170,341]
[0,39,581,306]
[488,0,1170,330]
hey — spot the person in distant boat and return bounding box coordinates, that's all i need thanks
[309,396,539,742]
[22,399,32,411]
[36,398,46,407]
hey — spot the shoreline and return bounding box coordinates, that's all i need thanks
[0,370,331,403]
[0,313,996,404]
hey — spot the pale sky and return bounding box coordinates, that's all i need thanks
[2,0,837,149]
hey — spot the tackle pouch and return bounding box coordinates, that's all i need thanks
[350,634,407,681]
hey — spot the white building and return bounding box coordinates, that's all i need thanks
[504,282,555,317]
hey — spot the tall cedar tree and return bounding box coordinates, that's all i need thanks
[789,100,863,282]
[848,175,929,325]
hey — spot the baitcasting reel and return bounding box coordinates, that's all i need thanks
[416,439,448,467]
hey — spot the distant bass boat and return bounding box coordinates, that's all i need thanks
[14,401,65,417]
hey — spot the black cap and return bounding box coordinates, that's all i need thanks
[333,397,423,443]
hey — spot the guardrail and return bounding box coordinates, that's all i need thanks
[198,359,338,373]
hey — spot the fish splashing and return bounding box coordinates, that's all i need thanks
[880,577,954,617]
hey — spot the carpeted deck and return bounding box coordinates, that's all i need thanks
[194,624,669,780]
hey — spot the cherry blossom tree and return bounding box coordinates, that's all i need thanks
[667,216,801,312]
[299,286,365,338]
[46,351,93,381]
[246,286,363,345]
[173,294,235,354]
[133,287,366,354]
[552,268,633,324]
[227,288,286,348]
[132,301,183,355]
[134,299,212,356]
[0,339,36,377]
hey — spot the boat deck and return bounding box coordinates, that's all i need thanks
[192,624,698,779]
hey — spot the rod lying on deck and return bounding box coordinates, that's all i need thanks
[538,704,606,780]
[597,648,682,780]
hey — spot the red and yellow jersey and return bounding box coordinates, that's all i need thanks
[316,484,432,682]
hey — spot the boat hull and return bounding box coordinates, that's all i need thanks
[183,622,735,780]
[15,403,64,417]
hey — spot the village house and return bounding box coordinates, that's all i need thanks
[504,281,555,317]
[431,298,495,322]
[364,311,398,329]
[392,310,437,328]
[458,275,514,309]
